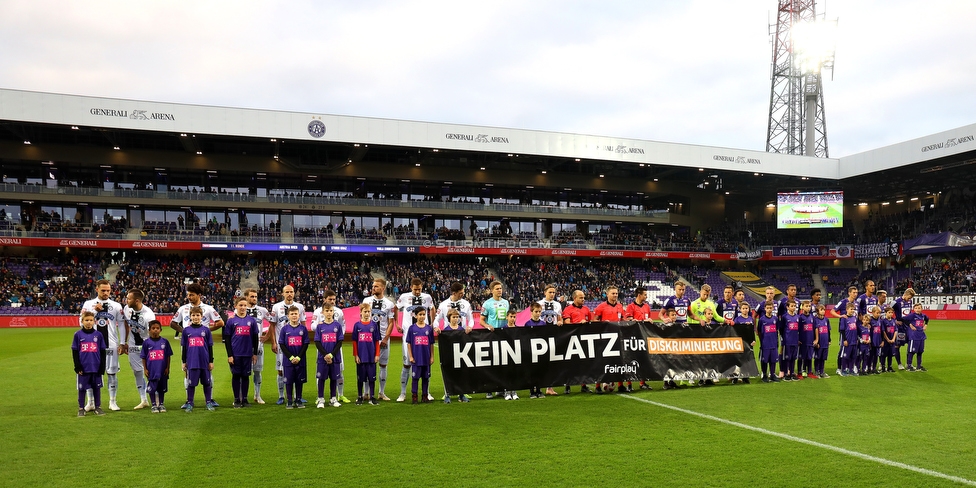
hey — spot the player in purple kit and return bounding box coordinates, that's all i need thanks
[778,301,801,381]
[660,282,691,325]
[278,306,310,409]
[181,307,215,412]
[757,302,780,383]
[523,304,548,398]
[716,285,738,325]
[831,286,859,375]
[141,320,173,413]
[856,313,873,376]
[856,280,879,319]
[225,297,259,408]
[904,303,929,372]
[813,304,830,378]
[839,303,859,376]
[352,303,381,406]
[880,307,898,372]
[891,288,915,370]
[73,311,107,417]
[441,309,474,403]
[797,301,817,379]
[731,302,755,384]
[406,308,435,404]
[868,306,884,375]
[313,306,344,408]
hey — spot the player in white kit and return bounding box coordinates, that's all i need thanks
[80,280,126,411]
[537,284,563,395]
[123,288,156,410]
[244,288,270,404]
[395,278,434,402]
[270,285,305,404]
[170,282,225,409]
[362,278,396,401]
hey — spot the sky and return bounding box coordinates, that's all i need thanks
[2,0,975,157]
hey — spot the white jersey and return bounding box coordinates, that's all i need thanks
[396,292,434,332]
[246,305,271,333]
[537,299,564,326]
[312,306,346,328]
[362,295,396,338]
[433,297,475,330]
[172,302,222,330]
[271,301,306,337]
[81,298,125,347]
[122,304,156,348]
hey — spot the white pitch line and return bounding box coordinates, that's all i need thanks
[622,395,976,487]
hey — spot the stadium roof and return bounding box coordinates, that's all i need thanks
[2,88,976,204]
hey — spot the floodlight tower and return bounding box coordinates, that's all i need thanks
[765,0,835,158]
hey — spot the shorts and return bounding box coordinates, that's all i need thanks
[815,346,829,361]
[230,356,253,376]
[908,340,925,354]
[411,364,431,379]
[147,376,169,394]
[105,347,120,375]
[781,345,798,362]
[800,345,815,361]
[377,342,390,365]
[760,348,779,364]
[128,346,144,372]
[77,372,103,390]
[840,344,856,359]
[316,359,340,382]
[283,361,307,384]
[186,368,211,388]
[859,345,871,357]
[357,363,377,383]
[253,343,265,372]
[881,343,896,357]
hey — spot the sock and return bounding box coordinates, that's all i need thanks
[369,381,375,397]
[330,377,337,399]
[232,376,241,402]
[86,389,94,406]
[336,360,344,397]
[295,382,304,401]
[317,375,326,399]
[400,366,410,397]
[422,376,429,398]
[203,376,213,403]
[78,389,86,408]
[286,382,293,403]
[187,386,196,405]
[107,373,118,402]
[379,364,388,394]
[761,361,768,377]
[242,377,250,401]
[134,370,147,401]
[916,352,923,367]
[253,371,262,398]
[411,376,418,395]
[93,387,101,407]
[278,373,285,399]
[895,348,902,365]
[158,392,165,406]
[357,375,364,398]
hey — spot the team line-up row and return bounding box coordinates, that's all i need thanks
[71,277,931,415]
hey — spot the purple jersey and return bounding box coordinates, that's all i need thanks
[180,324,213,370]
[279,323,310,358]
[857,294,879,318]
[842,317,859,344]
[814,316,830,347]
[314,321,343,359]
[857,323,871,345]
[904,313,928,340]
[406,324,434,366]
[524,319,547,327]
[72,329,106,373]
[758,315,779,350]
[140,336,173,380]
[893,297,913,325]
[717,298,738,322]
[662,296,691,324]
[835,298,852,317]
[777,296,798,318]
[870,318,884,347]
[779,313,800,346]
[798,313,816,346]
[225,315,259,358]
[882,318,898,342]
[352,321,380,364]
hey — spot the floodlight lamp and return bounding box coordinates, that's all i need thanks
[792,20,836,74]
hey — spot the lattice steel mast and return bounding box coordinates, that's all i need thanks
[765,0,834,158]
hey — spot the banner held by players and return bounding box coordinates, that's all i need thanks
[438,322,759,393]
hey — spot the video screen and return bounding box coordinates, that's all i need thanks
[776,191,843,229]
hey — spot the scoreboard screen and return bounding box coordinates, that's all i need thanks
[776,191,843,229]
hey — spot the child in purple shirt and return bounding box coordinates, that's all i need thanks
[523,304,548,397]
[798,301,816,379]
[278,306,310,409]
[73,311,107,417]
[757,301,780,383]
[352,303,381,405]
[225,297,259,408]
[406,309,435,404]
[314,307,344,408]
[181,307,215,412]
[812,305,831,378]
[904,304,929,371]
[839,304,859,376]
[880,308,898,372]
[778,301,801,381]
[141,320,173,413]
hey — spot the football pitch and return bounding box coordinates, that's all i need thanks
[2,322,975,487]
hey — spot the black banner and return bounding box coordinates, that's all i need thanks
[438,322,758,394]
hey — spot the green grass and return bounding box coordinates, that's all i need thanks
[2,322,975,487]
